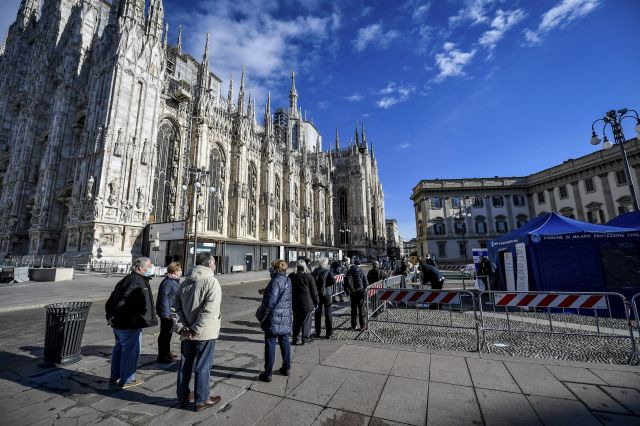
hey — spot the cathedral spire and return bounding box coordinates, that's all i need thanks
[264,92,272,137]
[247,92,253,121]
[0,32,7,56]
[354,121,360,146]
[361,121,367,146]
[202,32,210,65]
[116,0,145,24]
[177,24,183,55]
[198,33,210,90]
[147,0,164,38]
[227,75,233,113]
[163,23,168,49]
[237,66,245,115]
[335,128,340,151]
[16,0,40,29]
[289,70,298,117]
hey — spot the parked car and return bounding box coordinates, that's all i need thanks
[460,264,476,278]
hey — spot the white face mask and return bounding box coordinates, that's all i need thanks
[144,266,155,277]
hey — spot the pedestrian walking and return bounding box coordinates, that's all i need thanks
[420,261,445,290]
[105,257,158,389]
[256,259,292,382]
[313,257,336,339]
[346,258,369,330]
[156,262,182,363]
[290,259,318,344]
[172,253,222,412]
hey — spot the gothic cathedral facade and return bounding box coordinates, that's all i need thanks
[0,0,386,267]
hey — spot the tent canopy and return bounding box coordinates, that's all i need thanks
[607,211,640,229]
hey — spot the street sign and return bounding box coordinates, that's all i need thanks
[149,221,186,241]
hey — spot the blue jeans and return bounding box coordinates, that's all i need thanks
[110,328,142,384]
[264,333,291,378]
[177,339,216,404]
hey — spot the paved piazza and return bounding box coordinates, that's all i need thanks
[1,277,639,425]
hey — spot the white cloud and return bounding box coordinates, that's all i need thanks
[479,8,527,49]
[376,83,414,108]
[412,2,432,21]
[524,0,601,45]
[362,6,373,17]
[352,23,400,52]
[174,0,341,103]
[398,143,411,149]
[433,43,476,82]
[449,0,495,27]
[346,93,363,102]
[317,101,329,109]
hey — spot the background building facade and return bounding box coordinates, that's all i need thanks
[0,0,386,269]
[411,139,640,264]
[385,218,403,259]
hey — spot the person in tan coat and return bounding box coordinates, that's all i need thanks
[172,252,222,412]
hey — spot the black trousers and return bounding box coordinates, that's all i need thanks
[157,317,174,360]
[315,295,333,337]
[292,310,313,342]
[350,291,366,329]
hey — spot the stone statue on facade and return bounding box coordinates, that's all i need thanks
[136,186,145,209]
[113,129,123,156]
[86,175,94,199]
[108,179,118,205]
[140,139,149,165]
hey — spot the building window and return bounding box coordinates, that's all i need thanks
[559,207,575,219]
[584,178,596,193]
[151,120,179,223]
[437,242,446,258]
[451,196,462,208]
[433,218,445,235]
[454,221,466,234]
[247,162,258,236]
[473,196,484,208]
[492,195,504,207]
[431,197,442,209]
[207,146,225,232]
[516,214,528,228]
[459,242,466,256]
[495,216,508,234]
[615,170,628,186]
[585,203,604,223]
[479,240,487,249]
[475,216,487,234]
[617,196,632,215]
[339,191,348,220]
[559,185,568,199]
[537,191,545,204]
[512,195,525,207]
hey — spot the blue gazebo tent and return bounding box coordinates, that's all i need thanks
[488,213,640,300]
[607,211,640,229]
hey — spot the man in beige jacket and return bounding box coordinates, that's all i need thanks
[172,252,222,412]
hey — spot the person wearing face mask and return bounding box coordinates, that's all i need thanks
[105,257,158,389]
[156,262,182,363]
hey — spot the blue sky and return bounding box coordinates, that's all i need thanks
[2,0,640,239]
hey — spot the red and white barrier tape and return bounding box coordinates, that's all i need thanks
[376,289,461,305]
[494,293,606,309]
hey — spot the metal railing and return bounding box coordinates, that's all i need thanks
[630,293,640,365]
[478,290,636,362]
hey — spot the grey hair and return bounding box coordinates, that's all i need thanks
[296,259,310,273]
[373,260,379,268]
[318,257,329,268]
[132,257,151,272]
[196,252,214,267]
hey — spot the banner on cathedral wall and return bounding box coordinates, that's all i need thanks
[149,221,186,241]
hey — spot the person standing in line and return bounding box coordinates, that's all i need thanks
[313,257,336,339]
[290,259,318,345]
[156,262,182,363]
[420,260,445,290]
[105,257,158,389]
[172,253,222,412]
[346,258,369,330]
[256,259,292,382]
[367,260,383,284]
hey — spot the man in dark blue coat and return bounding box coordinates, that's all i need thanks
[155,261,182,363]
[346,258,369,330]
[255,259,292,382]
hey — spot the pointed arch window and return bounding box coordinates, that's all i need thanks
[207,146,225,232]
[151,120,179,223]
[247,162,258,236]
[339,190,348,221]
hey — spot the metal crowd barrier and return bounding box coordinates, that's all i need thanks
[630,293,640,365]
[330,274,345,299]
[478,290,637,362]
[365,287,479,350]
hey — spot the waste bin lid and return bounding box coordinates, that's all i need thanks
[44,301,92,312]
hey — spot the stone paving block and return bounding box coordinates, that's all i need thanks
[292,342,321,365]
[564,383,629,414]
[208,389,282,426]
[506,362,574,399]
[592,411,640,426]
[353,348,397,375]
[111,399,172,425]
[476,388,541,426]
[427,382,482,426]
[390,350,430,381]
[257,397,323,426]
[554,359,640,372]
[590,369,640,389]
[527,395,601,426]
[480,353,557,365]
[601,386,640,416]
[0,387,58,413]
[286,364,319,396]
[30,405,108,425]
[3,393,77,425]
[545,365,607,385]
[288,365,348,406]
[429,354,472,386]
[321,345,368,369]
[327,370,387,416]
[0,377,34,400]
[373,376,429,425]
[318,341,345,363]
[369,418,409,426]
[312,407,370,426]
[467,358,519,393]
[415,346,480,358]
[251,370,288,397]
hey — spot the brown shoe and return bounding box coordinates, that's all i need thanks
[194,395,221,412]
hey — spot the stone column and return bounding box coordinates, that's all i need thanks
[547,188,557,212]
[598,173,615,220]
[570,181,585,221]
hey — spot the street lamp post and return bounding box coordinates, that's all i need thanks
[453,197,472,266]
[182,167,216,269]
[590,108,640,211]
[339,223,350,256]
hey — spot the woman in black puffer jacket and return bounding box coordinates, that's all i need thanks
[256,259,292,382]
[289,259,319,345]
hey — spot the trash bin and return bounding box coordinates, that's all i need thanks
[0,267,14,283]
[43,301,92,365]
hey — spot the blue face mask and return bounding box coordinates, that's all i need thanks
[144,266,155,277]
